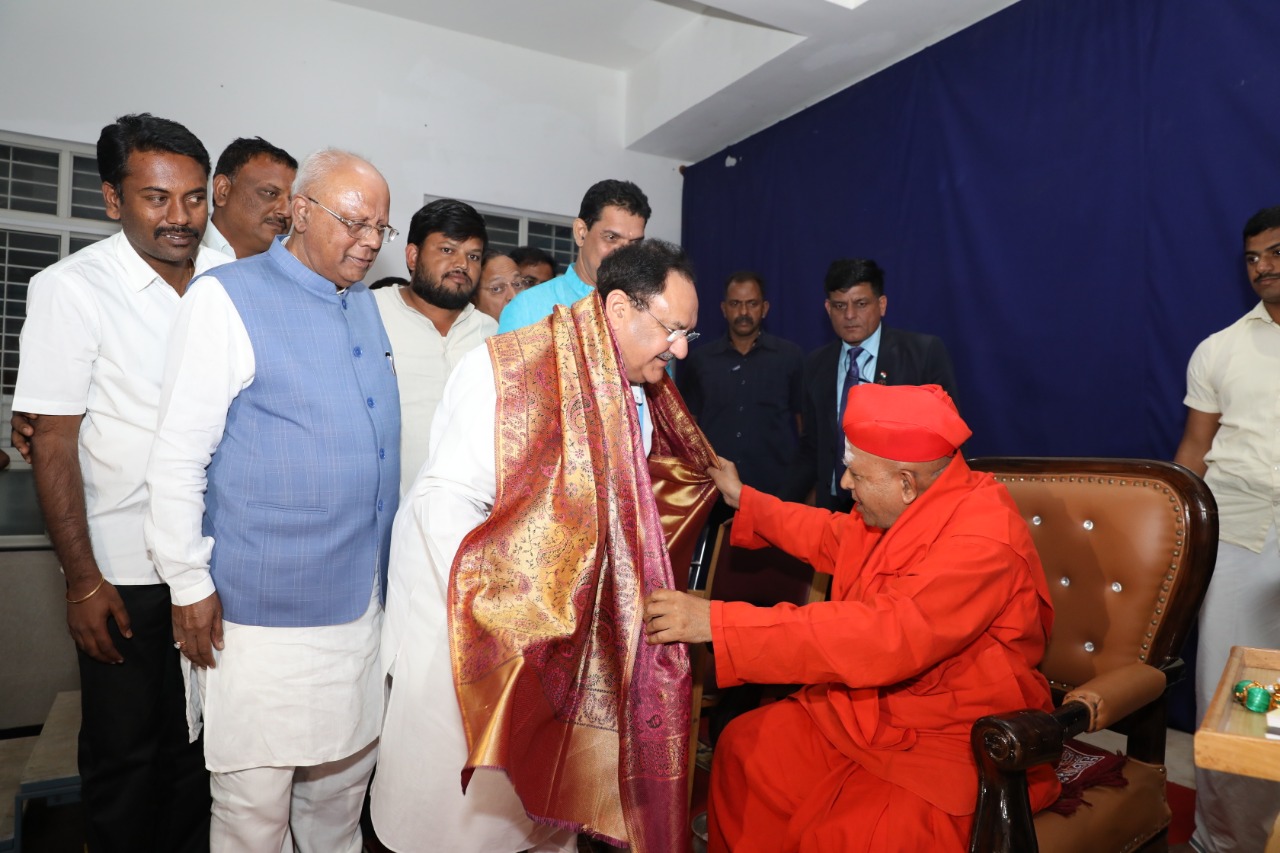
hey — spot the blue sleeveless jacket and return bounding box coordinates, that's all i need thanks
[202,238,400,627]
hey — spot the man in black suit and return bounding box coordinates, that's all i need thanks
[799,258,958,511]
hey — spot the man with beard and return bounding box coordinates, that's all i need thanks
[1174,205,1280,852]
[12,112,228,852]
[678,271,806,506]
[374,199,495,491]
[203,136,297,258]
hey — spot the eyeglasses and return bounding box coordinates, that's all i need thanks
[305,197,398,243]
[482,276,535,296]
[643,304,699,344]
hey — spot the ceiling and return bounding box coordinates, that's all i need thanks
[331,0,1020,162]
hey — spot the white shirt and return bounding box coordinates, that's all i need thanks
[373,286,496,492]
[12,230,231,585]
[145,270,382,769]
[201,218,235,258]
[1185,301,1280,552]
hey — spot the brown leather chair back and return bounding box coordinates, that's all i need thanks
[969,458,1217,692]
[965,459,1217,852]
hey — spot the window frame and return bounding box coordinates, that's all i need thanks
[0,129,119,245]
[1,130,118,453]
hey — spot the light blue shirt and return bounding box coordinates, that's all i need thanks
[497,263,591,333]
[834,323,883,407]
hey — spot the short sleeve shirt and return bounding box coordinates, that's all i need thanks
[13,231,232,583]
[1184,301,1280,551]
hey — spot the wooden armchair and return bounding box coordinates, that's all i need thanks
[966,458,1217,853]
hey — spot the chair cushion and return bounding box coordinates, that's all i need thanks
[1035,757,1170,853]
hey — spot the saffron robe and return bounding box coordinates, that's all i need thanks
[708,456,1060,852]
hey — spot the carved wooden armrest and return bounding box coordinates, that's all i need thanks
[968,660,1179,852]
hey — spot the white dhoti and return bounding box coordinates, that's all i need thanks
[191,585,384,853]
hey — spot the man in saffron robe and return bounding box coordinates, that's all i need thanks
[645,383,1059,852]
[372,239,717,853]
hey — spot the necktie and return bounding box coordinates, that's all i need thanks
[834,346,865,489]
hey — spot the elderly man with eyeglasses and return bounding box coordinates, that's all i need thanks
[372,238,719,853]
[144,149,400,852]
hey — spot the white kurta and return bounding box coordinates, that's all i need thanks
[372,346,652,852]
[373,286,496,493]
[145,274,382,771]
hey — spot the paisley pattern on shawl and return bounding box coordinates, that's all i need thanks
[448,291,717,851]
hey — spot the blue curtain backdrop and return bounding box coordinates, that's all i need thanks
[679,0,1280,733]
[680,0,1275,460]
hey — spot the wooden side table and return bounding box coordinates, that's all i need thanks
[1194,645,1280,851]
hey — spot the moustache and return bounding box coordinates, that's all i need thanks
[155,227,199,240]
[264,217,289,231]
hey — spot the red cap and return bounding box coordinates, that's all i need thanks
[841,384,970,462]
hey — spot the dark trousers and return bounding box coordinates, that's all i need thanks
[76,583,210,853]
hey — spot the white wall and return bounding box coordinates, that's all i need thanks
[0,0,686,280]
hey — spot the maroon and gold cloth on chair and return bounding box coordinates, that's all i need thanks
[448,292,717,851]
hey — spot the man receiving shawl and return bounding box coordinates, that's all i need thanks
[372,239,717,852]
[645,384,1060,851]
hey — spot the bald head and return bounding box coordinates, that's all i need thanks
[288,150,391,289]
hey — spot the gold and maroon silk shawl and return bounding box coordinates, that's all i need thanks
[448,293,717,850]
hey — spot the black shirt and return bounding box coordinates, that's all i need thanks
[677,331,806,500]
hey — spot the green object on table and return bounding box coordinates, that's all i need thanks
[1245,685,1274,713]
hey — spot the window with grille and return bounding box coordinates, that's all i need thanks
[423,196,577,273]
[1,131,117,449]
